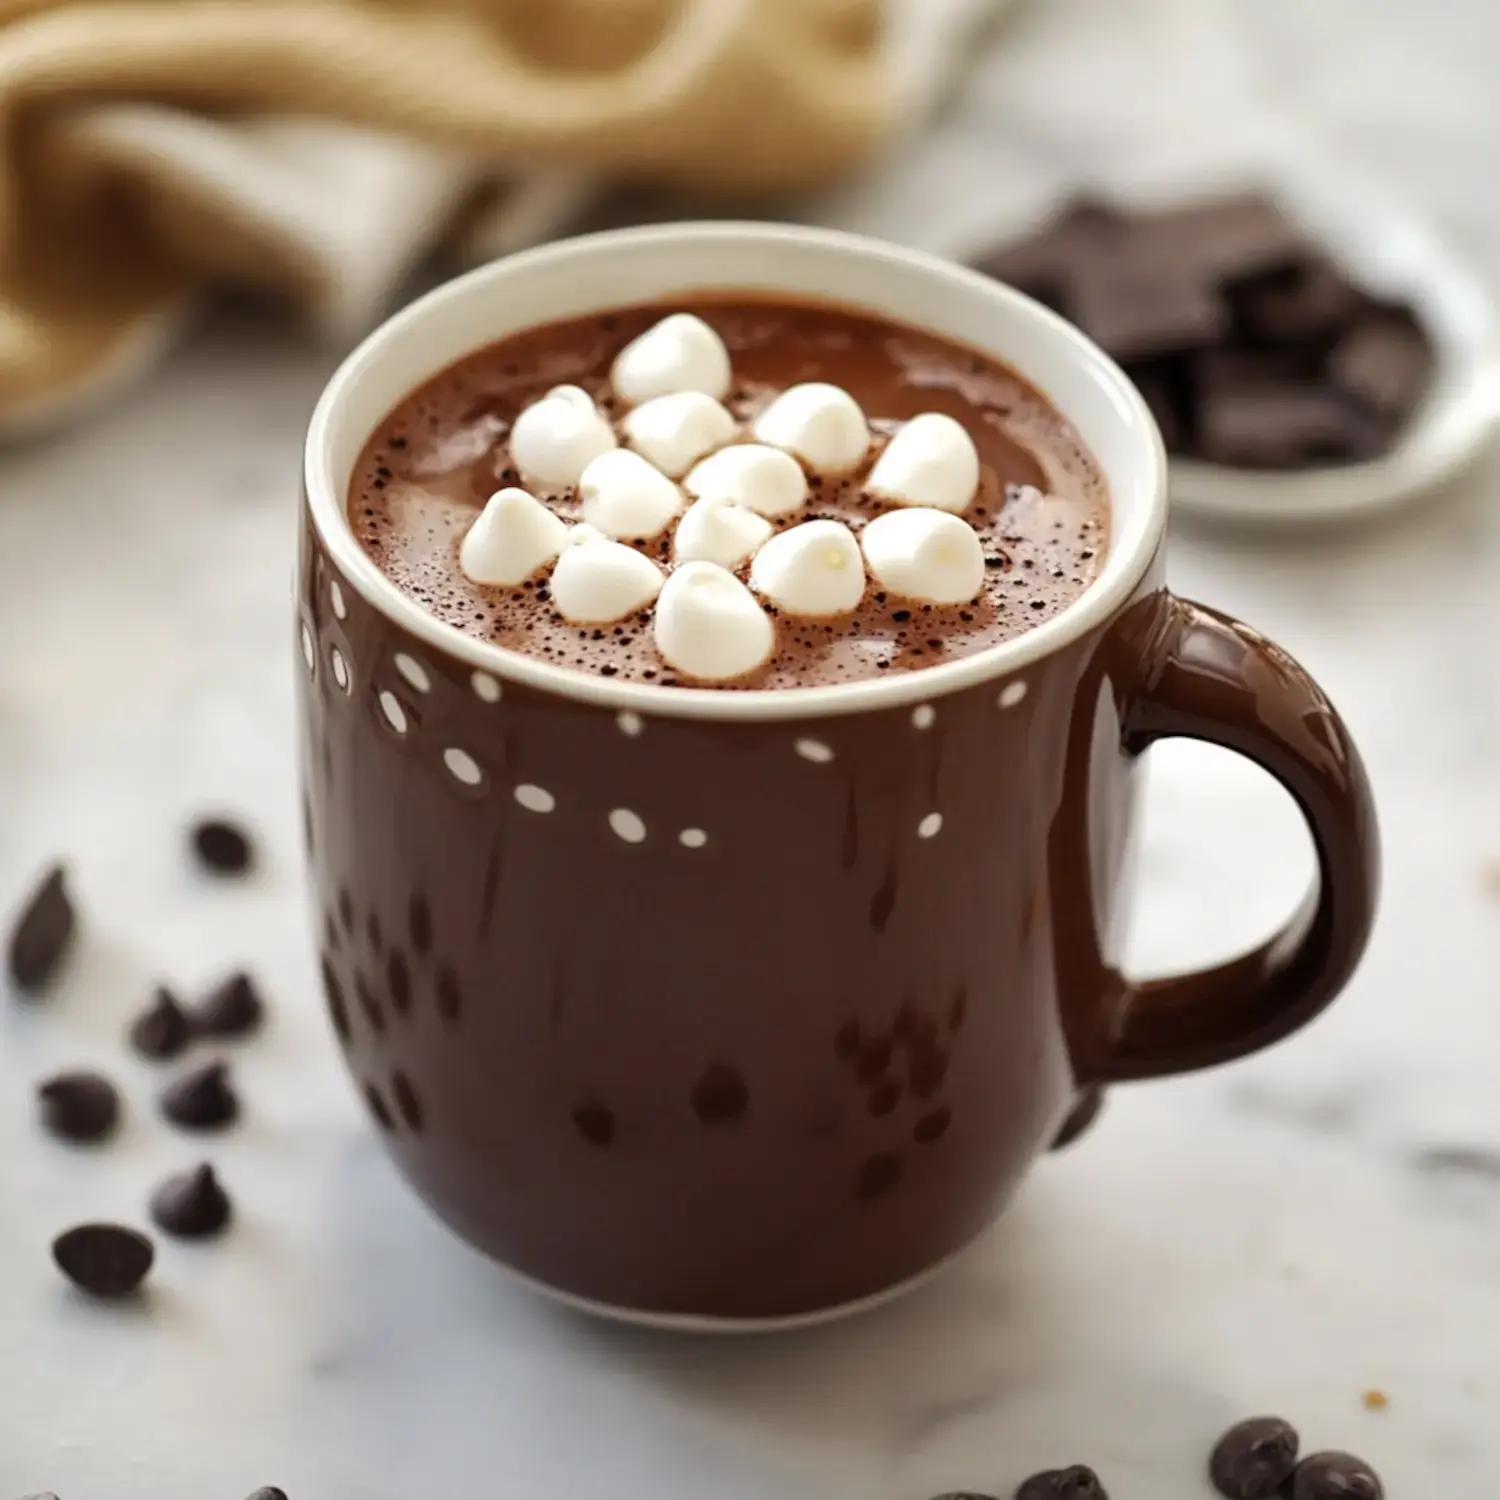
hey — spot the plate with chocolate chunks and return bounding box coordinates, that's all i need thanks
[971,164,1500,525]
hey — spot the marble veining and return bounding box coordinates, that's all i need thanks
[3,0,1500,1493]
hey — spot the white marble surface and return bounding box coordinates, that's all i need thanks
[4,0,1500,1495]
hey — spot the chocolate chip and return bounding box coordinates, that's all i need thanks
[246,1490,289,1500]
[160,1061,239,1131]
[1290,1451,1384,1500]
[150,1163,232,1239]
[191,971,265,1039]
[1049,1086,1104,1151]
[190,817,254,875]
[7,865,76,994]
[1209,1416,1300,1498]
[37,1071,120,1144]
[1014,1468,1107,1500]
[129,985,193,1060]
[51,1223,154,1298]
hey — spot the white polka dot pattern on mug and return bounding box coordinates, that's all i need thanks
[514,784,555,814]
[918,813,943,839]
[998,681,1027,709]
[912,704,935,730]
[330,646,350,693]
[609,809,647,844]
[617,711,644,738]
[395,653,431,693]
[679,828,708,849]
[300,623,315,676]
[330,579,347,620]
[444,748,483,786]
[379,691,408,734]
[472,671,502,703]
[795,738,834,764]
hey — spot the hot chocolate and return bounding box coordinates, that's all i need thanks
[350,299,1108,689]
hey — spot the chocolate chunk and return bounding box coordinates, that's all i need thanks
[1127,360,1193,454]
[51,1223,154,1298]
[246,1490,289,1500]
[1049,1086,1104,1151]
[1070,258,1227,362]
[1231,257,1363,346]
[1329,311,1432,423]
[1136,193,1307,285]
[1290,1451,1384,1499]
[1199,387,1384,469]
[1209,1416,1300,1499]
[7,865,76,995]
[1015,1466,1108,1500]
[37,1071,120,1144]
[150,1163,232,1239]
[973,198,1127,313]
[191,971,265,1040]
[191,817,255,875]
[129,984,193,1060]
[160,1060,239,1131]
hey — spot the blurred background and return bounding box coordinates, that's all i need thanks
[3,1,1499,1496]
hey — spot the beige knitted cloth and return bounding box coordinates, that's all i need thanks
[0,0,999,433]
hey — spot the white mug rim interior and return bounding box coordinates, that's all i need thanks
[304,222,1166,722]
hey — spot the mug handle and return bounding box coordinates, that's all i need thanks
[1076,593,1380,1084]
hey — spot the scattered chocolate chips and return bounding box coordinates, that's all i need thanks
[7,865,76,994]
[37,1070,120,1144]
[51,1223,155,1298]
[1015,1466,1108,1500]
[974,192,1432,471]
[1290,1451,1384,1500]
[160,1060,239,1131]
[129,984,193,1060]
[191,970,265,1039]
[1209,1416,1300,1499]
[191,817,255,875]
[150,1163,232,1239]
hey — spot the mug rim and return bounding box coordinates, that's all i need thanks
[304,221,1167,722]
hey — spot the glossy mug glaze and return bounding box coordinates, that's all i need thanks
[297,224,1379,1326]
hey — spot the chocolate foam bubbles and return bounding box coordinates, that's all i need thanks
[355,300,1109,689]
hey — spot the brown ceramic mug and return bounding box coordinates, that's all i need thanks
[297,224,1379,1327]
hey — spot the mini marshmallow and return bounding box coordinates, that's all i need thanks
[750,519,865,616]
[653,562,774,682]
[684,443,808,518]
[509,385,617,488]
[624,391,737,478]
[579,449,683,540]
[674,496,773,570]
[612,313,733,406]
[549,525,664,623]
[866,412,980,514]
[860,507,985,606]
[752,383,869,474]
[459,487,568,586]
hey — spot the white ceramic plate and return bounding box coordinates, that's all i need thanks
[1155,160,1500,525]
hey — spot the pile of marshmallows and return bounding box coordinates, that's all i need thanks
[459,313,988,682]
